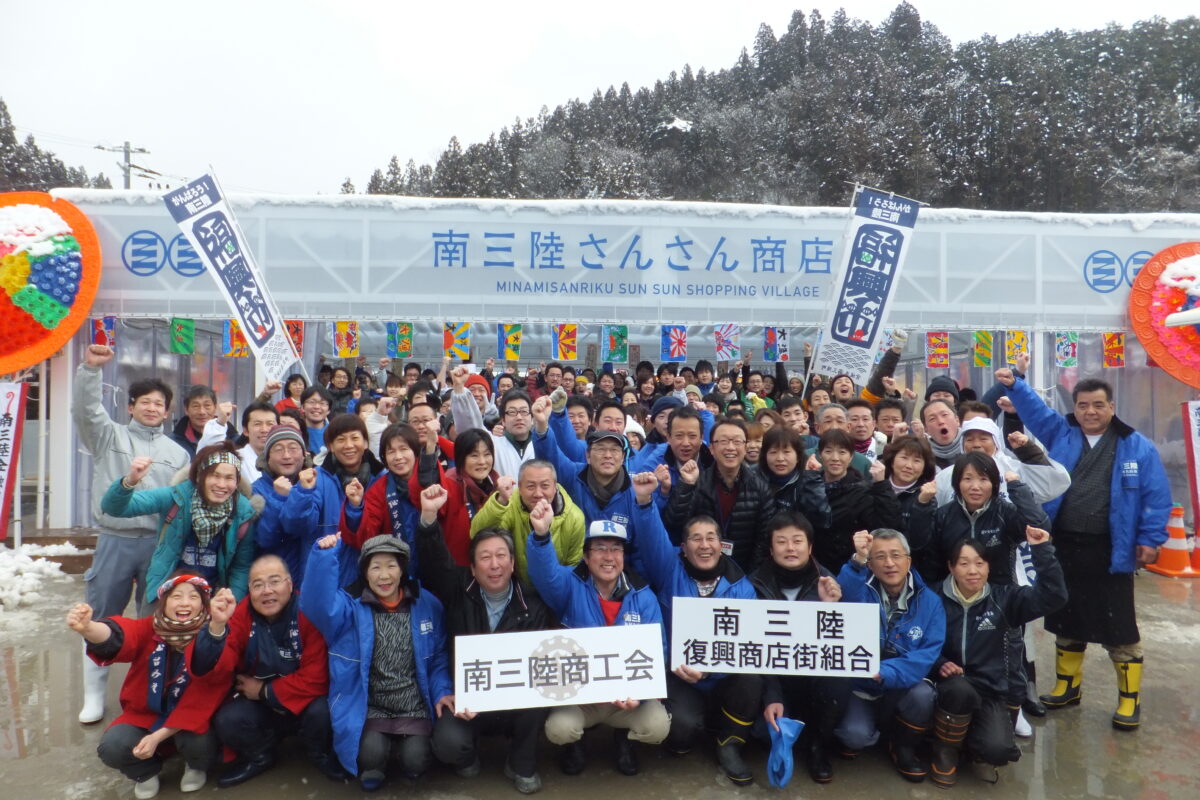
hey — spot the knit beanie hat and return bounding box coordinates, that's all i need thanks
[650,395,684,420]
[264,424,306,456]
[465,373,492,399]
[925,375,961,405]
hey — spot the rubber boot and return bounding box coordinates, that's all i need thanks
[1022,660,1046,717]
[1111,658,1143,731]
[889,717,928,783]
[1039,643,1085,709]
[715,708,754,786]
[929,707,970,788]
[79,651,109,724]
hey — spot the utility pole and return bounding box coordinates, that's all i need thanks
[94,140,149,189]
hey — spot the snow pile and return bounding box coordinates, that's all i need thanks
[0,546,71,612]
[17,541,94,556]
[1160,254,1200,296]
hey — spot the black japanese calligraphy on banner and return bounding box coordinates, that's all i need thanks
[812,187,921,386]
[671,597,880,678]
[162,174,298,382]
[0,381,29,541]
[455,625,667,713]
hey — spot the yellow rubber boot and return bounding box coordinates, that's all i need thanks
[1039,644,1085,708]
[1111,658,1142,731]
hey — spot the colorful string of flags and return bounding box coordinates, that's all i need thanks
[88,316,1131,370]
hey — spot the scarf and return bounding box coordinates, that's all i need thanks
[586,467,624,507]
[242,599,303,675]
[929,430,964,466]
[682,553,723,583]
[386,473,410,538]
[773,558,817,591]
[333,457,376,491]
[853,437,872,454]
[152,604,208,653]
[449,468,496,519]
[189,491,233,550]
[504,430,532,457]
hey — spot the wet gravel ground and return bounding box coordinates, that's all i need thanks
[2,573,1198,800]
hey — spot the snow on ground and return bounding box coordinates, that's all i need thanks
[14,541,94,556]
[0,546,72,613]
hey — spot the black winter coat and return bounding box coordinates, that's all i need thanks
[665,465,777,572]
[934,541,1067,697]
[766,469,833,531]
[912,480,1051,586]
[415,518,556,662]
[815,470,902,574]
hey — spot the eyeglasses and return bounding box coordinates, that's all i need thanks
[712,438,747,448]
[869,552,910,564]
[589,544,625,554]
[250,576,290,592]
[505,409,531,418]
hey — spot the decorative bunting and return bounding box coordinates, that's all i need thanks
[498,324,522,361]
[223,320,249,357]
[386,321,413,359]
[764,327,789,362]
[444,322,471,360]
[285,319,305,356]
[1005,330,1028,365]
[661,325,687,362]
[1054,331,1078,367]
[926,331,949,369]
[332,321,359,357]
[552,323,578,361]
[1103,332,1126,368]
[91,316,115,348]
[714,323,742,361]
[169,318,195,355]
[601,325,628,363]
[972,331,993,367]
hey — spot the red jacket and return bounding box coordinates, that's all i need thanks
[89,616,234,734]
[223,597,328,716]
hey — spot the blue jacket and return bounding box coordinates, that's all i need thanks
[526,530,666,655]
[299,541,453,776]
[838,559,945,692]
[101,478,258,604]
[289,469,358,588]
[1006,378,1172,572]
[534,424,641,531]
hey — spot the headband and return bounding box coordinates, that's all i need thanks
[202,450,242,471]
[156,573,212,600]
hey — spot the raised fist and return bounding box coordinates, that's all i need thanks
[297,468,317,490]
[529,498,554,535]
[420,483,448,515]
[66,603,94,633]
[376,396,397,417]
[216,401,235,426]
[817,575,842,602]
[531,396,553,428]
[84,344,114,367]
[273,475,293,498]
[679,459,700,485]
[868,459,886,483]
[451,366,470,389]
[344,478,364,507]
[495,475,517,506]
[852,530,873,561]
[994,368,1015,387]
[631,471,660,505]
[209,588,237,626]
[918,480,938,504]
[126,456,153,486]
[1025,525,1050,546]
[1007,430,1029,449]
[654,463,673,495]
[316,533,340,550]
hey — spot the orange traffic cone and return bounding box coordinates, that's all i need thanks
[1147,504,1199,578]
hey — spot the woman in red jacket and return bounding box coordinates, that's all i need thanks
[67,572,235,799]
[413,427,497,566]
[340,423,424,572]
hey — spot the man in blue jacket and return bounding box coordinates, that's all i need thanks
[836,529,945,784]
[997,370,1171,730]
[627,471,763,786]
[526,503,670,778]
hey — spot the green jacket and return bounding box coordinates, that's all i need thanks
[470,486,584,585]
[101,478,259,603]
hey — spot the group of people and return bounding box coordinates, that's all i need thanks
[66,331,1172,796]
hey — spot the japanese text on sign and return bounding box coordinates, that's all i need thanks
[162,174,298,382]
[455,625,667,713]
[671,597,879,678]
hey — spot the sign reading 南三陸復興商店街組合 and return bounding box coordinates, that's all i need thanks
[671,597,880,678]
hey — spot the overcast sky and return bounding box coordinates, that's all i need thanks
[3,0,1195,195]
